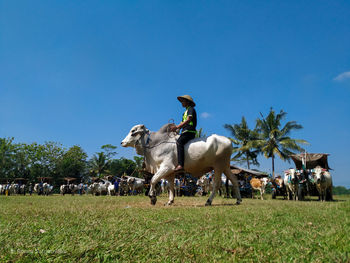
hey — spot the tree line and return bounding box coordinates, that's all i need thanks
[0,139,143,186]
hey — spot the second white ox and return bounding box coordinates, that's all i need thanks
[313,166,333,201]
[283,169,299,200]
[127,177,144,195]
[121,124,242,206]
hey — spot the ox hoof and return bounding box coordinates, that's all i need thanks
[164,200,174,206]
[205,200,212,206]
[236,200,242,205]
[150,196,157,205]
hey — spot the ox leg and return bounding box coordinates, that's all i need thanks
[149,166,173,205]
[224,169,242,205]
[322,189,326,202]
[328,186,333,201]
[205,170,221,206]
[165,174,175,206]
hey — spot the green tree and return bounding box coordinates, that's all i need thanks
[332,186,350,195]
[109,158,136,177]
[11,143,32,180]
[101,144,117,159]
[58,145,88,179]
[133,156,144,178]
[88,145,117,178]
[0,137,16,179]
[256,108,308,177]
[88,152,110,177]
[224,117,260,169]
[28,142,64,182]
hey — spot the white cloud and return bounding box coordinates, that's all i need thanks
[334,71,350,82]
[200,112,211,119]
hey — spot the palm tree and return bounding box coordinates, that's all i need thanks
[133,156,144,177]
[89,152,110,177]
[224,116,260,169]
[255,108,308,178]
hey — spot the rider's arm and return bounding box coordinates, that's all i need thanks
[176,115,193,130]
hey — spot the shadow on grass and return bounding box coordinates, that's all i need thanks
[274,197,346,202]
[205,203,240,207]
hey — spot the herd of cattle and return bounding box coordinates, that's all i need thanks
[278,166,333,201]
[0,165,333,202]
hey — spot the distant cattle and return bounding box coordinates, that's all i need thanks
[312,166,333,201]
[127,177,144,195]
[43,183,53,195]
[284,169,299,200]
[107,184,116,196]
[250,177,269,200]
[8,183,19,195]
[60,185,68,195]
[90,180,111,196]
[174,178,181,196]
[160,179,169,195]
[118,178,129,196]
[271,176,286,199]
[196,175,211,196]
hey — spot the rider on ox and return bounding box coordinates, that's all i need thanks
[121,98,242,206]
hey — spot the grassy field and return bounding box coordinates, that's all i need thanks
[0,194,349,263]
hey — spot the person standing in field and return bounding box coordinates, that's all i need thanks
[28,183,33,195]
[170,95,197,172]
[114,178,119,196]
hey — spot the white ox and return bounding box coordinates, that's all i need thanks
[35,183,52,195]
[8,183,19,195]
[313,166,333,201]
[283,169,299,200]
[108,184,116,196]
[90,182,100,195]
[160,179,169,195]
[127,177,145,195]
[60,185,68,195]
[68,184,79,195]
[43,183,53,195]
[197,175,212,196]
[174,178,181,196]
[197,174,233,197]
[121,124,242,206]
[89,181,111,195]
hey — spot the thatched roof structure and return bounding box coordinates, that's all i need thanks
[290,153,330,170]
[0,178,10,184]
[37,177,53,182]
[14,178,28,182]
[63,177,78,183]
[230,165,268,178]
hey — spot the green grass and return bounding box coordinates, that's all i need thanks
[0,195,349,263]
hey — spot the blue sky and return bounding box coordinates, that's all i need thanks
[1,1,349,187]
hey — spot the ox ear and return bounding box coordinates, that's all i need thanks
[138,124,149,133]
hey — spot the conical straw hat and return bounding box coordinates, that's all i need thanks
[177,95,196,106]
